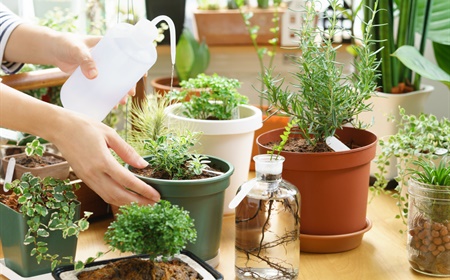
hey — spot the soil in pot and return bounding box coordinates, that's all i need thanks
[76,258,202,280]
[15,154,64,167]
[130,165,222,180]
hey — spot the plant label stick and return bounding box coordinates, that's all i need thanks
[326,136,350,152]
[4,157,15,191]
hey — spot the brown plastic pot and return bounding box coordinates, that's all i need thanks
[257,127,377,252]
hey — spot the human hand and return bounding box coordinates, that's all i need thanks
[52,112,160,206]
[53,33,135,102]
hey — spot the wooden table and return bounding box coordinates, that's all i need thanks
[0,191,438,279]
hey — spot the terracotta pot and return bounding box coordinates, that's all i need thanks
[249,106,290,170]
[2,152,70,180]
[150,76,181,95]
[193,7,285,46]
[257,127,377,252]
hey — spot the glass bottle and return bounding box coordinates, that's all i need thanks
[235,154,300,279]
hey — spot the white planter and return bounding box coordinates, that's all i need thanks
[358,85,433,180]
[165,104,262,215]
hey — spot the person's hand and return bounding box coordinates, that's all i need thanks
[52,112,161,206]
[52,33,135,102]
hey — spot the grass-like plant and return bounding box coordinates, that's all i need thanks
[261,0,380,150]
[2,173,91,270]
[167,73,249,120]
[410,158,450,187]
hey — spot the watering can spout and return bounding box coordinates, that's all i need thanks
[151,15,176,66]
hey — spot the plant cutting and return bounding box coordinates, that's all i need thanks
[123,95,234,266]
[372,108,450,228]
[256,0,379,253]
[406,157,450,276]
[53,201,220,279]
[165,74,261,215]
[0,173,91,277]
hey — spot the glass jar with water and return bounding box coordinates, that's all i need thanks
[234,154,300,279]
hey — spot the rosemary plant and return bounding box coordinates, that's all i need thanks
[261,0,380,150]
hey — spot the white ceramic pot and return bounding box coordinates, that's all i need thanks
[165,104,263,215]
[359,85,433,180]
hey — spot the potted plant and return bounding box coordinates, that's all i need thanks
[372,108,450,229]
[150,27,210,94]
[0,173,91,278]
[1,138,70,180]
[406,157,450,277]
[256,0,379,253]
[52,200,222,279]
[121,95,234,267]
[165,73,262,215]
[358,0,450,180]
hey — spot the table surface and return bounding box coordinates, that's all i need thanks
[0,191,439,280]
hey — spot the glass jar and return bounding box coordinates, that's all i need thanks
[235,154,300,279]
[407,178,450,277]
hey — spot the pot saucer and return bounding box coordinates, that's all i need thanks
[300,218,372,253]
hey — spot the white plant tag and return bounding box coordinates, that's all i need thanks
[326,136,350,152]
[3,157,15,191]
[435,148,448,156]
[228,182,254,209]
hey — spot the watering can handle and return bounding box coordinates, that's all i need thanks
[151,15,176,65]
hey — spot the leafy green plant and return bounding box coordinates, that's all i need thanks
[364,0,450,92]
[143,133,209,180]
[197,0,221,10]
[168,73,249,120]
[175,28,210,82]
[372,108,450,227]
[124,94,210,180]
[234,0,282,108]
[2,173,91,270]
[105,201,196,260]
[75,200,196,269]
[25,139,45,158]
[261,0,380,149]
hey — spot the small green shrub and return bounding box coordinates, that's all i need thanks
[168,73,248,120]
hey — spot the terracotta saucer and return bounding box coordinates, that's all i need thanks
[300,218,372,253]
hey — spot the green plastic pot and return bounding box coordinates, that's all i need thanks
[127,155,233,266]
[0,201,80,277]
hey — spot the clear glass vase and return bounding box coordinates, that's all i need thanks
[235,154,300,279]
[407,178,450,277]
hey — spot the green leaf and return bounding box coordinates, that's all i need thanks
[175,28,196,82]
[433,42,450,75]
[392,46,450,88]
[416,0,450,45]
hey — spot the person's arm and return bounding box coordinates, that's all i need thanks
[0,83,160,206]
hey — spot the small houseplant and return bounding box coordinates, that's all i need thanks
[0,173,91,277]
[167,73,248,120]
[150,28,210,94]
[406,157,450,276]
[1,138,70,180]
[256,0,379,253]
[123,95,234,266]
[53,201,219,279]
[165,73,261,215]
[373,108,450,228]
